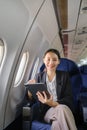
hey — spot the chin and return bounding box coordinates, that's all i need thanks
[48,68,56,71]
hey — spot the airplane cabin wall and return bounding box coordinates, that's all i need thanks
[0,0,45,129]
[0,0,63,129]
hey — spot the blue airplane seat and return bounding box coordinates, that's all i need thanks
[78,65,87,102]
[78,65,87,123]
[79,65,87,90]
[57,58,82,111]
[30,58,83,130]
[31,121,51,130]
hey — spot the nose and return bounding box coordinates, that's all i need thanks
[49,60,54,64]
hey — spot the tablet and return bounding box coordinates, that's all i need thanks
[25,83,50,100]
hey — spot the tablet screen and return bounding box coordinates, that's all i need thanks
[25,83,50,100]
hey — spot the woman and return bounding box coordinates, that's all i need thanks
[28,49,77,130]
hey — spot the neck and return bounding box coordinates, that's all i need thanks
[47,70,55,75]
[47,70,56,81]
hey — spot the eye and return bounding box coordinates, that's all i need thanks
[47,58,50,61]
[53,58,57,61]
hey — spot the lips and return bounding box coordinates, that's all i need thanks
[47,65,55,69]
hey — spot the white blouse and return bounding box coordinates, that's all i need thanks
[46,74,57,101]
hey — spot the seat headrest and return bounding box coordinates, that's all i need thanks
[57,58,80,76]
[79,65,87,74]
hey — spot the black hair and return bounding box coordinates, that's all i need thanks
[43,48,61,60]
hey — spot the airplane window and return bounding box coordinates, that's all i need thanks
[14,51,29,87]
[30,57,39,79]
[0,39,5,69]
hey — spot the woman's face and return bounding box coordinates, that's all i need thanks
[43,52,60,72]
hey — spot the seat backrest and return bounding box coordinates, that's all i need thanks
[57,58,82,110]
[79,65,87,89]
[78,65,87,101]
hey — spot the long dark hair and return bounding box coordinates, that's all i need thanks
[43,48,61,60]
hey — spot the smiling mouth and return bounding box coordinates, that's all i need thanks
[48,65,55,68]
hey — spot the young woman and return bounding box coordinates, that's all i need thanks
[28,49,77,130]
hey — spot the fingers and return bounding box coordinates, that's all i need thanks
[36,91,47,98]
[28,79,36,84]
[36,91,44,99]
[36,91,46,103]
[36,91,52,103]
[28,90,32,98]
[50,95,53,100]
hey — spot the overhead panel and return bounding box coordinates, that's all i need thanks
[73,0,87,63]
[56,0,68,30]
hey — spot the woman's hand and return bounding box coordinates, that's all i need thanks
[36,91,52,103]
[28,90,32,99]
[36,91,59,107]
[27,79,36,84]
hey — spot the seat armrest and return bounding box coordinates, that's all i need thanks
[22,103,32,130]
[79,98,87,123]
[82,106,87,123]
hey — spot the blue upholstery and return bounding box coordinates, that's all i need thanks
[57,58,82,110]
[79,65,87,101]
[31,121,51,130]
[31,58,83,130]
[79,65,87,89]
[77,65,87,125]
